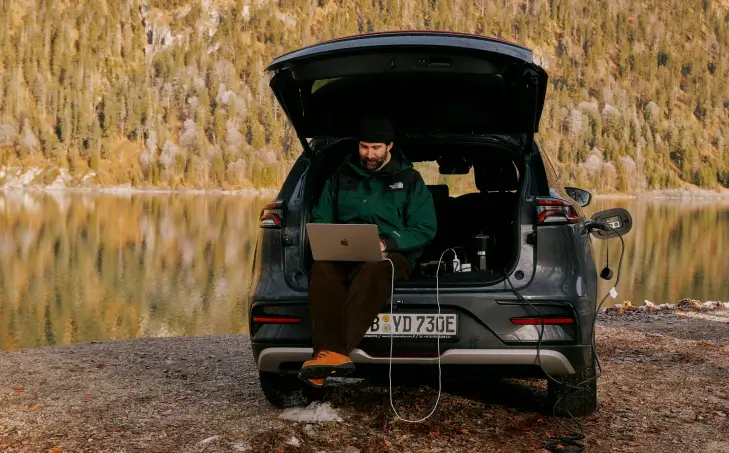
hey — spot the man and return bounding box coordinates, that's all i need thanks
[298,116,437,388]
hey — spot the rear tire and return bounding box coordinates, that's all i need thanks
[547,358,597,417]
[259,371,325,408]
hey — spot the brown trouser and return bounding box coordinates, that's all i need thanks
[308,253,412,355]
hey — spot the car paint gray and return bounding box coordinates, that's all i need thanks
[266,32,535,71]
[249,142,602,379]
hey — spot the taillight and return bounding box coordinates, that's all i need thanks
[536,198,579,225]
[259,201,283,228]
[252,316,301,324]
[510,317,574,325]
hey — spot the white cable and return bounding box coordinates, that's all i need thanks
[384,248,455,423]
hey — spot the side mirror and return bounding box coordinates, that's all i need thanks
[564,187,592,207]
[588,208,633,240]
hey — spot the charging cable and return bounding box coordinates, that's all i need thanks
[419,246,468,278]
[383,247,457,423]
[381,224,624,433]
[505,224,625,453]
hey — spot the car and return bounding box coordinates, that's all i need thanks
[248,31,632,417]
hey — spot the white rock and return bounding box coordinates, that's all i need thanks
[287,436,301,447]
[232,441,250,452]
[280,402,343,423]
[199,435,220,445]
[304,423,317,432]
[644,300,655,307]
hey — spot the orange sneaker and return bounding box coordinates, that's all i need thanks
[298,350,355,379]
[302,377,326,388]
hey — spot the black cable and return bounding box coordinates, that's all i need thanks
[590,225,625,378]
[504,224,625,453]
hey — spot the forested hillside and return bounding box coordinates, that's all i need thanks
[1,0,728,192]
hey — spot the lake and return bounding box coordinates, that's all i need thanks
[1,192,727,351]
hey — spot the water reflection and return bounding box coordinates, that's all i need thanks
[0,191,270,351]
[588,198,729,308]
[1,193,728,351]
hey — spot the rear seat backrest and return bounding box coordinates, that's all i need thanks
[426,184,450,202]
[454,159,520,251]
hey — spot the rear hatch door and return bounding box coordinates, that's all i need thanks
[266,31,548,150]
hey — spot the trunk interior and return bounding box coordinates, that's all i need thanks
[301,137,525,288]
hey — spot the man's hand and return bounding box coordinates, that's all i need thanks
[379,240,386,252]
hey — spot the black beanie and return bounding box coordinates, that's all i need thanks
[357,116,395,144]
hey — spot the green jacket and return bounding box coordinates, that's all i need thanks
[311,149,437,268]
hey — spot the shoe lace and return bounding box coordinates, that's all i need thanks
[314,350,331,359]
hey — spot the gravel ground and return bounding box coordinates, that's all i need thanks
[1,309,728,453]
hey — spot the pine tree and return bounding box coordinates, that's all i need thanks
[1,0,727,191]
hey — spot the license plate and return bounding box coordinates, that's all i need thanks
[364,313,458,339]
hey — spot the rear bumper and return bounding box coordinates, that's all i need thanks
[257,346,577,376]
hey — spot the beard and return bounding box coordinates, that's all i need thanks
[360,155,386,172]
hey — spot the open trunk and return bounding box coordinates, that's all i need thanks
[266,31,547,153]
[266,32,547,290]
[299,136,527,288]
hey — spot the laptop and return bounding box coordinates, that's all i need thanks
[306,223,383,262]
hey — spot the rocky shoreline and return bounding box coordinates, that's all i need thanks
[3,165,729,199]
[0,184,280,197]
[0,165,280,196]
[601,298,728,315]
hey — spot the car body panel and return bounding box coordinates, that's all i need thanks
[249,145,598,380]
[267,31,535,71]
[266,32,548,144]
[256,347,580,376]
